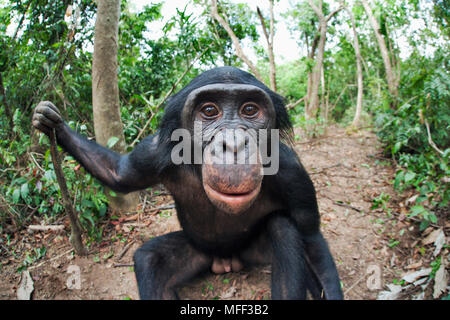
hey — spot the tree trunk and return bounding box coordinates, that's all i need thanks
[257,1,277,92]
[305,32,320,116]
[306,19,327,120]
[0,73,14,130]
[210,0,263,82]
[306,0,342,120]
[345,6,364,128]
[92,0,139,212]
[361,0,398,103]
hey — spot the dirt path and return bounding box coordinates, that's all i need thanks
[0,126,440,300]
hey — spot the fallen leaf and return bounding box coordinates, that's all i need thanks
[405,261,423,270]
[413,292,425,300]
[433,261,448,299]
[406,194,418,206]
[413,277,428,287]
[433,230,445,257]
[221,286,237,299]
[377,284,402,300]
[422,227,434,237]
[124,213,139,222]
[422,228,443,245]
[17,271,34,300]
[402,268,432,283]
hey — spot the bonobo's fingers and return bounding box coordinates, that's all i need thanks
[32,101,63,135]
[39,101,61,115]
[32,116,51,135]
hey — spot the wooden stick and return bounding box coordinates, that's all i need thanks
[49,130,88,256]
[334,202,362,213]
[113,263,134,268]
[116,240,136,262]
[28,225,65,233]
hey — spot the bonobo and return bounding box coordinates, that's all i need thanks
[32,66,343,300]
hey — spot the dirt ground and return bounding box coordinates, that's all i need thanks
[0,126,447,300]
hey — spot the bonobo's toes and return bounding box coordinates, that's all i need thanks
[211,256,243,274]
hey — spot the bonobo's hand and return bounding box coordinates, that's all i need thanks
[32,101,64,136]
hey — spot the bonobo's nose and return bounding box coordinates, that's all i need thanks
[222,128,246,153]
[209,128,258,165]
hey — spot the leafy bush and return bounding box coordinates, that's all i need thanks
[375,64,449,229]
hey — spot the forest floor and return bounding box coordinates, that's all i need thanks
[0,125,448,300]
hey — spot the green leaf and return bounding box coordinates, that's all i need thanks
[106,137,120,149]
[429,213,438,223]
[409,205,427,217]
[21,183,29,200]
[12,188,21,203]
[404,171,416,183]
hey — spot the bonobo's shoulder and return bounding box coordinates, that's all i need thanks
[278,143,302,167]
[276,142,311,178]
[133,133,159,151]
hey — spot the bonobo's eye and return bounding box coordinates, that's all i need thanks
[240,102,260,118]
[200,103,220,119]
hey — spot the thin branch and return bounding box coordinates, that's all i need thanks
[330,84,355,113]
[424,118,444,155]
[286,96,306,110]
[325,5,343,22]
[256,7,270,44]
[257,2,277,91]
[12,2,31,43]
[334,202,362,213]
[308,0,323,19]
[210,0,262,81]
[116,240,136,261]
[422,95,444,155]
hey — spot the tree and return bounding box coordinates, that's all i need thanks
[210,0,263,81]
[92,0,139,212]
[257,1,277,92]
[344,5,363,128]
[361,0,399,104]
[306,0,342,120]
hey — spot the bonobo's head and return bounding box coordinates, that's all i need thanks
[161,67,292,215]
[183,83,276,214]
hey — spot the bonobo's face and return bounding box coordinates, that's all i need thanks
[182,84,276,215]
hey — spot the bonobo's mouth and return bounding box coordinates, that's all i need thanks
[203,182,261,215]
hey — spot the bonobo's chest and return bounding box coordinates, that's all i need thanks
[163,170,282,247]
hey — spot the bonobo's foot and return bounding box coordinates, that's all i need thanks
[211,255,243,274]
[32,101,63,136]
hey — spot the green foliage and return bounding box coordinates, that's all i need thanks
[277,60,308,102]
[1,134,108,241]
[0,0,264,239]
[375,53,449,227]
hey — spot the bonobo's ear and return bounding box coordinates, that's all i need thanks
[181,83,276,130]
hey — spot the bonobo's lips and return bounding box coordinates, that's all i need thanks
[203,182,261,215]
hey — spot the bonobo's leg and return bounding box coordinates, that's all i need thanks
[133,231,212,300]
[302,231,343,300]
[266,215,308,300]
[305,262,325,299]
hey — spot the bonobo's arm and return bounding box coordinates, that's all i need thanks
[276,144,343,300]
[32,101,162,193]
